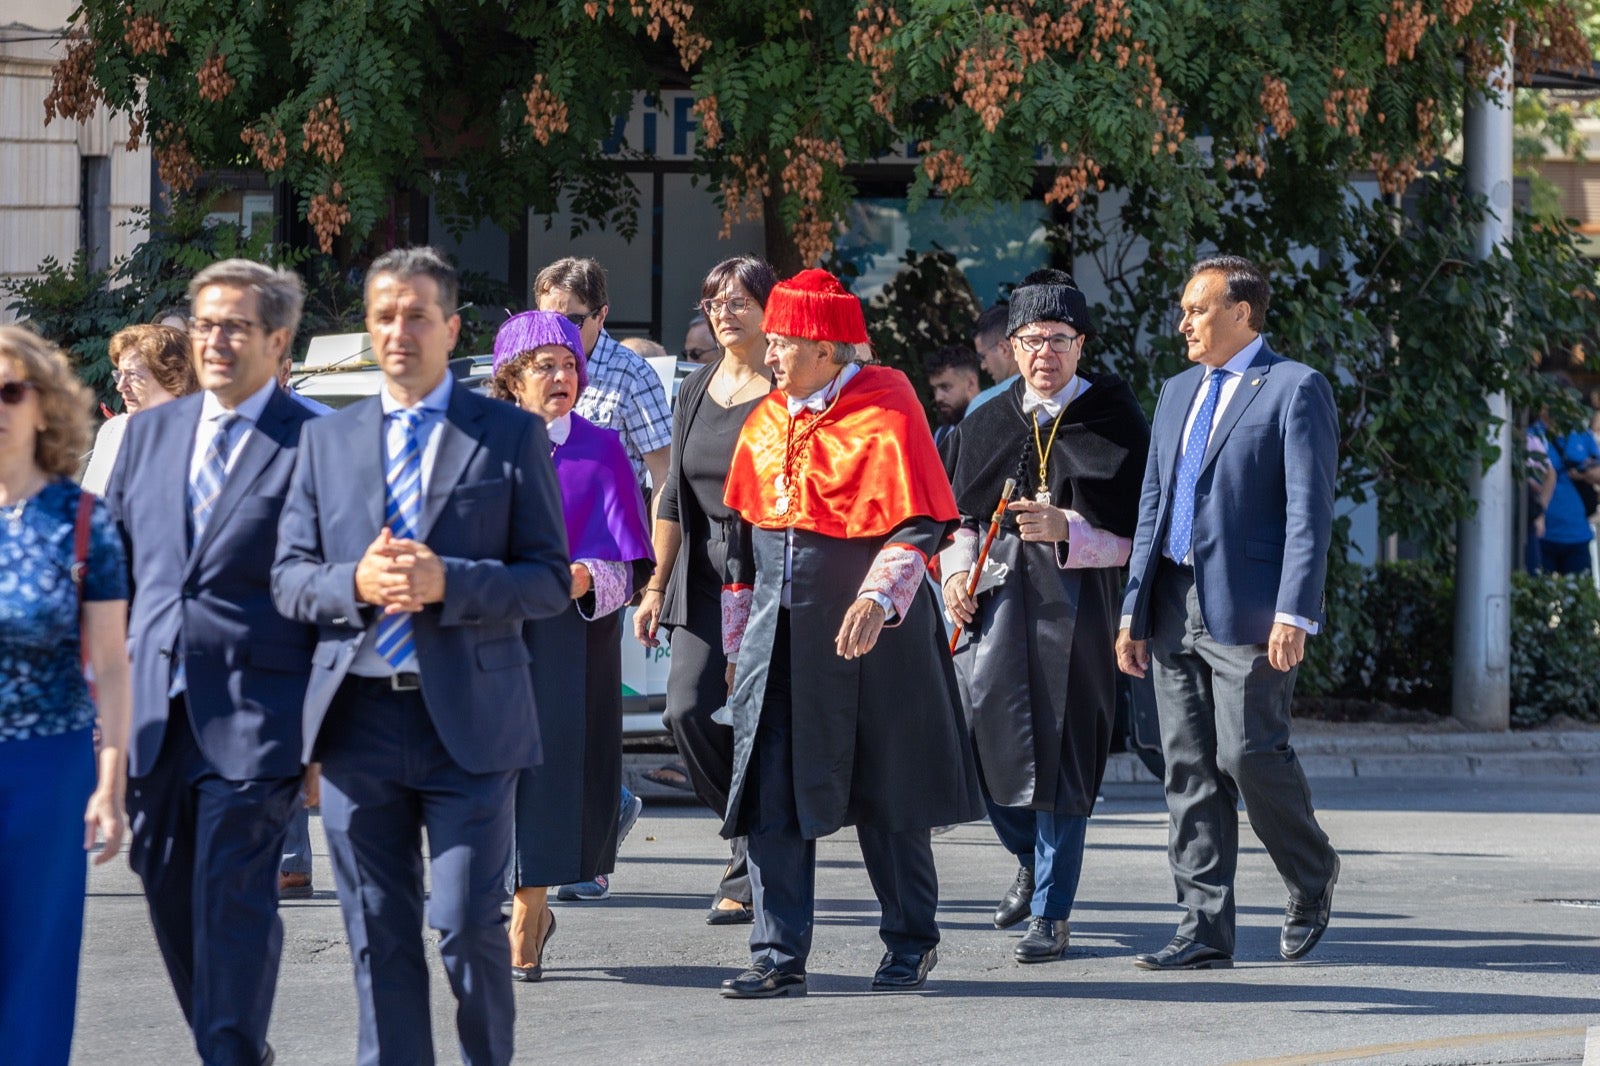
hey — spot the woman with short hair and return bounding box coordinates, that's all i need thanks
[80,323,197,493]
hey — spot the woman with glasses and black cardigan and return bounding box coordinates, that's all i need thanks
[633,256,777,925]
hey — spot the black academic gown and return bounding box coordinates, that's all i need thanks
[942,374,1149,814]
[719,517,984,841]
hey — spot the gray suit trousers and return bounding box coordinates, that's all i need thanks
[1149,561,1336,954]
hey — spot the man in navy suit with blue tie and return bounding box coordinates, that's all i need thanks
[106,259,319,1064]
[1117,256,1340,971]
[272,247,569,1065]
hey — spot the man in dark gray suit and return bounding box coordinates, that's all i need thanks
[272,248,569,1065]
[106,259,318,1064]
[1117,255,1340,970]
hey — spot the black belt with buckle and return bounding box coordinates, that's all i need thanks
[351,671,422,693]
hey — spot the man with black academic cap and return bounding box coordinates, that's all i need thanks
[941,269,1150,963]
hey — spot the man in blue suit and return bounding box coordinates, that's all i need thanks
[272,247,569,1066]
[106,259,319,1065]
[1117,256,1340,971]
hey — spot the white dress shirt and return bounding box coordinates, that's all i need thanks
[349,374,455,677]
[190,378,278,485]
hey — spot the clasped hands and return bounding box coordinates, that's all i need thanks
[355,527,445,613]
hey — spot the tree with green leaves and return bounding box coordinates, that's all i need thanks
[47,1,1591,272]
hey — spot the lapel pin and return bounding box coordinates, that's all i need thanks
[1250,377,1261,386]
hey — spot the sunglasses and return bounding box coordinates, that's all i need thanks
[0,381,38,405]
[560,309,600,328]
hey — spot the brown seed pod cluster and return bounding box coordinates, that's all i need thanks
[302,97,349,166]
[125,111,145,151]
[1516,2,1592,78]
[197,54,236,103]
[848,6,905,121]
[1441,0,1473,25]
[920,145,973,193]
[44,39,102,125]
[717,152,769,240]
[780,136,847,266]
[1372,153,1420,196]
[1043,151,1103,211]
[1379,0,1435,66]
[1259,75,1296,137]
[691,94,722,150]
[122,10,172,57]
[241,124,288,171]
[308,184,351,254]
[1225,147,1268,178]
[953,36,1025,133]
[1321,68,1370,138]
[154,124,200,192]
[522,75,569,146]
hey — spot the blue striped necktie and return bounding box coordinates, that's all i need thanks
[1166,370,1227,563]
[174,411,240,695]
[374,407,426,671]
[189,412,241,544]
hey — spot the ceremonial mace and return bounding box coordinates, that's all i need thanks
[949,476,1017,654]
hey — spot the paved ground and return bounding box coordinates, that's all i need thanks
[73,776,1600,1065]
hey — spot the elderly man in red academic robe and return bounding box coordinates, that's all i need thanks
[715,268,982,999]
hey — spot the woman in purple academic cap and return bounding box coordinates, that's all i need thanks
[489,311,654,981]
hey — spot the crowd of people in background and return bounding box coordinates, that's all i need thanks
[3,247,1361,1063]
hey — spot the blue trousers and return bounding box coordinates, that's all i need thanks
[127,709,300,1066]
[744,613,940,974]
[985,773,1090,921]
[317,681,517,1066]
[0,728,95,1066]
[281,804,312,877]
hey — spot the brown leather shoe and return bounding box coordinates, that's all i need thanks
[278,872,312,900]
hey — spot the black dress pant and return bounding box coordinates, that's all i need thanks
[744,612,939,973]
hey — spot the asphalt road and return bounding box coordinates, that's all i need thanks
[72,777,1600,1065]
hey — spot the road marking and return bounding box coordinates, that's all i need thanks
[1230,1026,1588,1066]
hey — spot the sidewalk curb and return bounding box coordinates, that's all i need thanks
[627,731,1600,797]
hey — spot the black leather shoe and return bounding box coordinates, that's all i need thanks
[993,865,1034,929]
[1013,917,1071,963]
[871,948,936,991]
[720,964,806,998]
[1281,853,1339,960]
[1132,937,1233,970]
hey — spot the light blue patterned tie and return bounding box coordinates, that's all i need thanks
[374,407,425,671]
[174,412,240,695]
[189,412,240,544]
[1166,370,1227,563]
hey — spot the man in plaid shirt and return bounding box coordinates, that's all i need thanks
[533,258,672,505]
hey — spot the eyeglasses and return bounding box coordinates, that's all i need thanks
[521,360,578,379]
[682,347,716,361]
[1014,331,1083,355]
[701,295,753,318]
[560,309,600,328]
[190,318,262,343]
[0,381,38,405]
[111,366,150,385]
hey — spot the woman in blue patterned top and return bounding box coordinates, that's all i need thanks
[0,326,131,1066]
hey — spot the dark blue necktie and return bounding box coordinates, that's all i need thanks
[374,408,425,671]
[1166,370,1227,563]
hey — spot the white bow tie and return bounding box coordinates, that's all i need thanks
[1021,391,1063,422]
[786,392,830,416]
[547,412,572,446]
